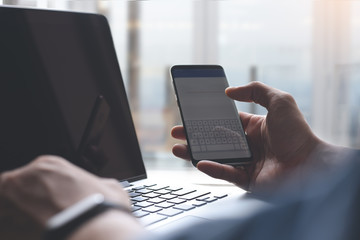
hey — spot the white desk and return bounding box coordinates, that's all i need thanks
[144,155,244,195]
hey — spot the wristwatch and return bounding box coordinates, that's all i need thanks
[43,193,132,240]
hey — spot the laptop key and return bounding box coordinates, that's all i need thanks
[128,192,141,198]
[134,201,153,208]
[214,194,228,199]
[203,197,218,203]
[173,203,195,211]
[172,189,196,196]
[155,189,171,195]
[159,194,177,200]
[142,206,163,213]
[179,191,210,200]
[139,214,167,226]
[155,202,175,208]
[143,192,160,198]
[187,200,207,207]
[131,206,141,212]
[165,186,183,191]
[167,198,186,204]
[158,208,183,217]
[147,185,169,191]
[131,196,149,202]
[147,197,166,204]
[144,183,157,187]
[132,185,146,190]
[196,196,210,201]
[136,189,153,194]
[133,210,150,218]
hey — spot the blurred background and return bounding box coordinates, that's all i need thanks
[1,0,359,167]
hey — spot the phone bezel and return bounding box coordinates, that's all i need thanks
[170,64,253,166]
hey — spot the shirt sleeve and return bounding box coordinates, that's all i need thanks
[136,150,360,240]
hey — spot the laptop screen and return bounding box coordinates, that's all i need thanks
[0,6,147,182]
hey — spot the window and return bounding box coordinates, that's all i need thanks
[2,0,360,164]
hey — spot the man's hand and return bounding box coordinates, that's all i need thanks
[171,82,322,191]
[0,156,142,240]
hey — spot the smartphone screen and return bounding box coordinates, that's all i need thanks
[171,65,252,166]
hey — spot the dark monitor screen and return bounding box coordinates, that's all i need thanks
[0,6,146,182]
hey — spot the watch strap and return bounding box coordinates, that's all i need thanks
[43,194,132,240]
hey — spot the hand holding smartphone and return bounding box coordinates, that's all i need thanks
[171,65,252,166]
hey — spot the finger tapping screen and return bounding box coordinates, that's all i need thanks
[173,68,251,161]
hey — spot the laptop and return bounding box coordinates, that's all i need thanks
[0,6,261,233]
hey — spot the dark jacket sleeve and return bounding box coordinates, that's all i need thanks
[138,151,360,240]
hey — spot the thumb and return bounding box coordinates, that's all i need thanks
[197,161,250,190]
[225,81,283,110]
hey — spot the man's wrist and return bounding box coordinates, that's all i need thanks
[68,209,143,240]
[307,142,351,169]
[43,194,138,240]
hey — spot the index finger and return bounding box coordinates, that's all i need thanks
[171,125,186,140]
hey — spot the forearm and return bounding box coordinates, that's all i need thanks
[68,210,144,240]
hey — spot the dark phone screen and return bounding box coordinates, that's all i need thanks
[172,66,251,163]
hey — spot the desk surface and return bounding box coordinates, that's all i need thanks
[144,154,243,194]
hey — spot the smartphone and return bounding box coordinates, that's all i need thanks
[171,65,252,166]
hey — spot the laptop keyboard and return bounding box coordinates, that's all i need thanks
[127,183,227,226]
